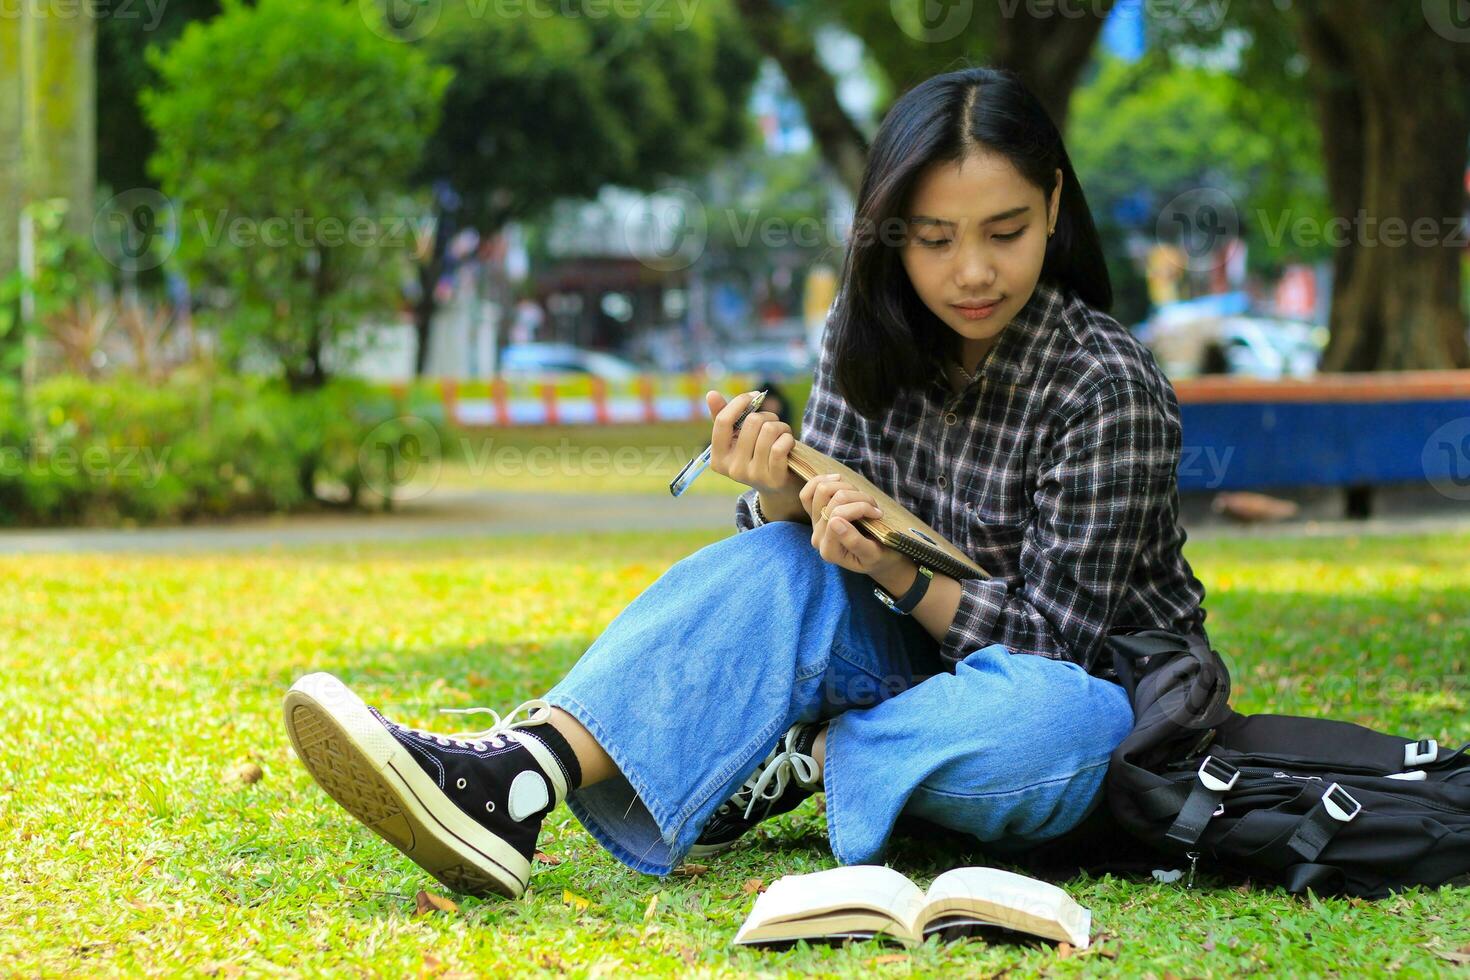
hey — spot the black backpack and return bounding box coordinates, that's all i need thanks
[1101,627,1470,898]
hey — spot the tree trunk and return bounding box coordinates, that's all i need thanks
[1298,1,1470,371]
[285,249,331,393]
[729,0,870,195]
[730,1,1108,196]
[990,4,1113,134]
[2,5,96,383]
[1295,13,1366,363]
[412,246,442,376]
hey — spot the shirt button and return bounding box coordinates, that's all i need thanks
[937,475,948,489]
[944,412,958,425]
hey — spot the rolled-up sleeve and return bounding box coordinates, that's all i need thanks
[939,379,1176,670]
[733,319,868,532]
[734,486,769,532]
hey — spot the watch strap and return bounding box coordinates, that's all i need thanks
[874,564,933,615]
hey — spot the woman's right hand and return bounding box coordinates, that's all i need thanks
[705,390,798,499]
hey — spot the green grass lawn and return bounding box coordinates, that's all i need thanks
[428,421,746,497]
[2,528,1467,976]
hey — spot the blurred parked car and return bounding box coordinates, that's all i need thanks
[497,342,644,380]
[705,340,814,378]
[1139,313,1326,380]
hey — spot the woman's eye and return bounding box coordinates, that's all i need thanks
[918,238,951,248]
[993,227,1027,242]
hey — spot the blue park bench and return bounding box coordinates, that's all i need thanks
[1172,371,1470,518]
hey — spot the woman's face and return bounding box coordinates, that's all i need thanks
[899,151,1061,367]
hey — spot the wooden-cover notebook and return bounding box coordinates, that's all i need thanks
[732,864,1092,950]
[784,440,989,581]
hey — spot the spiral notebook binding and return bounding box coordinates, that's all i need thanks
[885,532,976,581]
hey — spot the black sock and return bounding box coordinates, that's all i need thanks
[524,724,583,792]
[792,722,825,788]
[792,722,823,759]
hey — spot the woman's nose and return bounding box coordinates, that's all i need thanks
[953,244,996,290]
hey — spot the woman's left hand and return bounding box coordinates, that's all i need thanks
[801,473,907,578]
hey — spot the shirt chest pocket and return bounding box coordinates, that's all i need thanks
[963,515,1028,581]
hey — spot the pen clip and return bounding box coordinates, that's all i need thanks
[732,389,768,432]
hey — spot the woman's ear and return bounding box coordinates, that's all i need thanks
[1049,168,1063,231]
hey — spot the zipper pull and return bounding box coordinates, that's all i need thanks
[1185,850,1201,889]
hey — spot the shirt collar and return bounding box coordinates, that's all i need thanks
[936,278,1063,391]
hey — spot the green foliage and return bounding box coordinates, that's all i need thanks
[1068,53,1329,322]
[416,0,760,231]
[0,372,430,526]
[139,0,453,388]
[0,529,1465,973]
[0,199,116,377]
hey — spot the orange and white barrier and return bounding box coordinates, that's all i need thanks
[387,371,762,427]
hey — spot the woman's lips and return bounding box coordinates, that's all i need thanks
[952,299,1001,320]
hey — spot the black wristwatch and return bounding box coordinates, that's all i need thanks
[873,563,934,616]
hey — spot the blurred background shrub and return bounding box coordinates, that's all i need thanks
[0,372,435,526]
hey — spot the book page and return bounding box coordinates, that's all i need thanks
[921,867,1091,949]
[734,911,918,949]
[739,866,928,938]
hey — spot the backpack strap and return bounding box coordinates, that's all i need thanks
[1165,756,1240,845]
[1284,782,1363,861]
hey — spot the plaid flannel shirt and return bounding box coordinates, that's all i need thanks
[734,278,1210,673]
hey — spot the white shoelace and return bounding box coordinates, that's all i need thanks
[727,726,821,820]
[397,697,554,752]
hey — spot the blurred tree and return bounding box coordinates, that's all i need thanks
[1293,0,1470,370]
[404,0,761,374]
[729,0,1115,195]
[1068,52,1327,325]
[1,5,96,385]
[141,0,452,391]
[1155,2,1470,371]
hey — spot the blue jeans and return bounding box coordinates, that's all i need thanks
[541,520,1134,876]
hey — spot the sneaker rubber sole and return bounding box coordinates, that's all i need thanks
[685,837,740,859]
[283,672,531,898]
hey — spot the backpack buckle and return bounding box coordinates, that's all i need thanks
[1321,782,1361,822]
[1403,739,1438,767]
[1197,756,1239,793]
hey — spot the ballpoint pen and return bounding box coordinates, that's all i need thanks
[668,389,768,497]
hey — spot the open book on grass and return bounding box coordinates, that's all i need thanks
[732,865,1091,950]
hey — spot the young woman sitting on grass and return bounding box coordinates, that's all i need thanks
[283,65,1211,899]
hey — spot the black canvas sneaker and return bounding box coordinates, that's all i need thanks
[283,672,571,898]
[687,721,824,859]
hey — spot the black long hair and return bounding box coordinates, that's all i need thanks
[827,66,1112,419]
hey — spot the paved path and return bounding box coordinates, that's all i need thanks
[2,486,1468,555]
[0,491,735,554]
